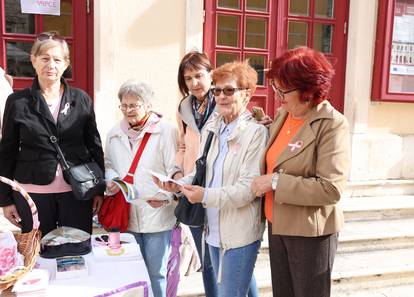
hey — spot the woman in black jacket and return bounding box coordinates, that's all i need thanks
[0,32,104,236]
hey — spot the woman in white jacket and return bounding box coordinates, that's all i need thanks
[104,80,177,297]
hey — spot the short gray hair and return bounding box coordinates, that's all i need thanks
[117,80,154,108]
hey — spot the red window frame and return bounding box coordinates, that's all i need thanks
[204,0,276,117]
[205,0,349,116]
[0,0,94,97]
[275,0,349,113]
[372,0,414,102]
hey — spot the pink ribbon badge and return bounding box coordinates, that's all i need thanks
[232,142,241,155]
[287,140,303,152]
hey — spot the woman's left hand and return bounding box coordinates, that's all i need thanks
[181,185,204,204]
[257,115,273,127]
[147,193,169,208]
[93,195,104,214]
[147,200,168,208]
[251,174,273,197]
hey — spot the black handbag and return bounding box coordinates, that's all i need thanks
[174,131,214,226]
[41,118,106,201]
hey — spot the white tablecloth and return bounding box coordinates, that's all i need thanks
[2,242,152,297]
[36,252,151,297]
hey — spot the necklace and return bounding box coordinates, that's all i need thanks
[42,84,63,107]
[286,113,304,135]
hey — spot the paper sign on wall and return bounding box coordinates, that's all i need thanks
[20,0,61,16]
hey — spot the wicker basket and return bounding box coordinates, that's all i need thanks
[0,176,41,293]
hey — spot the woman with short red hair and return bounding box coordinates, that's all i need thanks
[251,47,351,297]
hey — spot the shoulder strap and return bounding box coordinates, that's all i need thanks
[201,131,214,158]
[40,116,70,170]
[123,133,151,183]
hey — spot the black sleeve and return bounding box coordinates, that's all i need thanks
[82,92,105,173]
[0,94,20,206]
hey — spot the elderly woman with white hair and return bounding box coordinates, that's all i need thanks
[104,80,178,297]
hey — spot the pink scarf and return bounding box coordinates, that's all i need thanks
[120,112,161,146]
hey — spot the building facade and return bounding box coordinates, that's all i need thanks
[1,0,413,181]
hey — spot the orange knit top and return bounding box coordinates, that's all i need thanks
[265,113,304,222]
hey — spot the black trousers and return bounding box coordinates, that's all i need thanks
[268,222,338,297]
[13,191,93,237]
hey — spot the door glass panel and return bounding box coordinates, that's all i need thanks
[246,0,268,12]
[315,0,334,18]
[218,0,240,9]
[288,21,308,49]
[216,52,240,67]
[217,15,239,47]
[43,0,73,36]
[6,42,36,78]
[5,0,35,34]
[246,54,266,85]
[388,0,414,93]
[313,23,333,53]
[63,44,73,79]
[245,18,267,49]
[289,0,309,16]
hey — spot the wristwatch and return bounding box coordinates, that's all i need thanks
[271,173,280,190]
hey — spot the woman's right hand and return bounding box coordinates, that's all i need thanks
[251,174,273,197]
[106,181,120,195]
[151,176,181,193]
[3,204,22,228]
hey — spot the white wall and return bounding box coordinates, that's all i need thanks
[93,0,204,143]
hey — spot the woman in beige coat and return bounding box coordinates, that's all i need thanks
[251,47,351,297]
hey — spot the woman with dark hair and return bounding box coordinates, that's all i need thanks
[251,47,351,297]
[0,32,104,236]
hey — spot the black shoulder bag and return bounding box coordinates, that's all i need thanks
[41,117,106,201]
[174,131,214,226]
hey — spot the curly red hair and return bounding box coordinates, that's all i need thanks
[268,47,334,106]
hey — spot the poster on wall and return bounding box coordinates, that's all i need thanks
[20,0,61,16]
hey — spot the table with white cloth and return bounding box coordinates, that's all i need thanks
[2,235,152,297]
[36,252,151,297]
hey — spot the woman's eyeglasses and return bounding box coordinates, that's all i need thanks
[119,104,143,112]
[211,87,247,97]
[37,33,65,42]
[269,80,299,100]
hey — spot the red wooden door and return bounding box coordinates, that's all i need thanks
[0,0,93,96]
[204,0,349,116]
[204,0,275,116]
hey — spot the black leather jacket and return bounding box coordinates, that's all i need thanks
[0,77,104,206]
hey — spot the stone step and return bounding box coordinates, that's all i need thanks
[343,179,414,197]
[332,247,414,291]
[338,217,414,253]
[261,218,414,253]
[333,284,414,297]
[340,195,414,221]
[177,247,414,297]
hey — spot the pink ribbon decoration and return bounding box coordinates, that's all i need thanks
[232,142,241,155]
[287,140,303,152]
